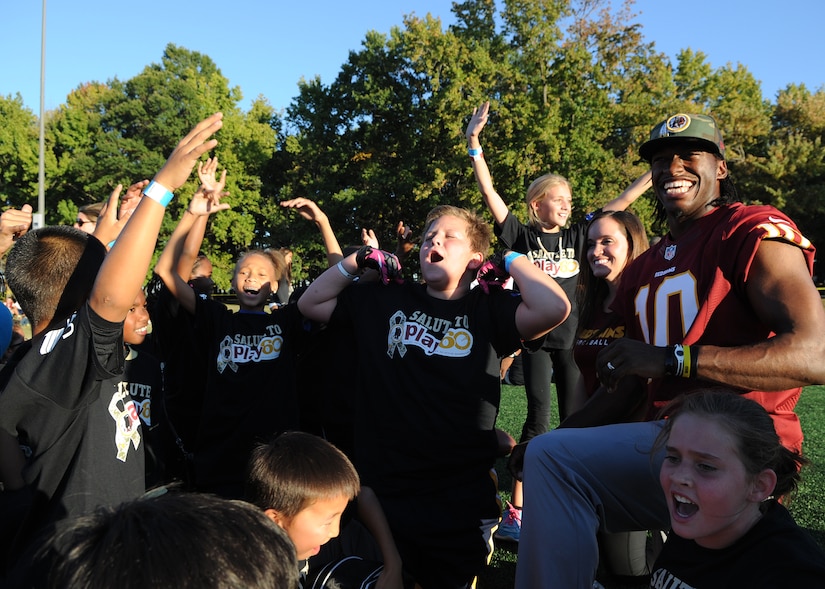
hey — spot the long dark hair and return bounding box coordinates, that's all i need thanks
[576,210,649,336]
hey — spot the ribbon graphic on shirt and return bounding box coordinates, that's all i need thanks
[387,311,408,358]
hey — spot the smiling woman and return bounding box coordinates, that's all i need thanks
[573,210,649,411]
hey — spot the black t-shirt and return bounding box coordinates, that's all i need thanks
[495,212,589,348]
[123,344,165,488]
[0,303,144,560]
[331,281,523,496]
[146,284,210,449]
[650,501,825,588]
[192,299,306,495]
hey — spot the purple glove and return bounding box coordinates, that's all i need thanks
[475,253,510,294]
[355,245,403,285]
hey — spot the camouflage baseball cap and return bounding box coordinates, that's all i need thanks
[639,113,725,161]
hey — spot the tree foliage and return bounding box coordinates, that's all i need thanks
[0,94,45,208]
[2,0,824,283]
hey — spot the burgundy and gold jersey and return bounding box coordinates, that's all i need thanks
[614,203,815,451]
[574,306,625,398]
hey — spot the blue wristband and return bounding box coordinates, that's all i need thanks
[143,180,174,207]
[503,251,524,273]
[468,147,483,161]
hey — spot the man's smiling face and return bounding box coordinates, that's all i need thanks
[650,143,728,227]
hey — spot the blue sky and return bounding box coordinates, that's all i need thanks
[2,0,823,116]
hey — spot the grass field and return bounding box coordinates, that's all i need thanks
[478,384,825,588]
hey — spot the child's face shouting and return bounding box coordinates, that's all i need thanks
[419,215,483,294]
[232,252,278,310]
[660,413,774,549]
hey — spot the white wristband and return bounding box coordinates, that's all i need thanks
[143,181,174,207]
[468,147,483,161]
[336,261,359,281]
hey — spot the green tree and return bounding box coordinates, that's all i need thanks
[745,85,825,276]
[282,13,500,278]
[280,0,687,276]
[0,94,46,208]
[43,44,280,289]
[47,81,126,222]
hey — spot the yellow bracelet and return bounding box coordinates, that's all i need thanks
[681,345,691,378]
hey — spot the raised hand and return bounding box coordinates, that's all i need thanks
[0,204,33,256]
[118,180,149,219]
[92,184,129,248]
[355,245,402,285]
[280,198,328,224]
[154,112,223,192]
[197,156,227,195]
[475,252,510,294]
[395,221,415,258]
[361,227,380,249]
[466,101,491,142]
[187,185,230,217]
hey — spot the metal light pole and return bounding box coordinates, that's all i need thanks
[36,0,46,229]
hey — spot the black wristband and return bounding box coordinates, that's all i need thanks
[663,346,677,376]
[664,345,698,378]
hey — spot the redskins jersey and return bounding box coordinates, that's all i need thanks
[614,203,815,451]
[573,306,625,398]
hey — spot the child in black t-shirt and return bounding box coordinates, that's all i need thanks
[144,158,223,487]
[246,431,407,588]
[122,288,165,488]
[155,184,306,499]
[651,391,825,587]
[298,204,571,588]
[0,113,224,576]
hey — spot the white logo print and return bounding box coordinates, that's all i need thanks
[387,311,473,358]
[39,313,77,355]
[108,381,141,462]
[216,334,284,373]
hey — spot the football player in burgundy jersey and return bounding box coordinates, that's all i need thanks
[512,113,825,589]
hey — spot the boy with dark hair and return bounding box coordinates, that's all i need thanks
[246,431,361,521]
[4,225,106,332]
[0,113,224,575]
[246,431,406,588]
[27,489,299,589]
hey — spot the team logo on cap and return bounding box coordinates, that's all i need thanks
[666,114,691,133]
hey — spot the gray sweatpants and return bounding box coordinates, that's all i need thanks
[515,420,669,588]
